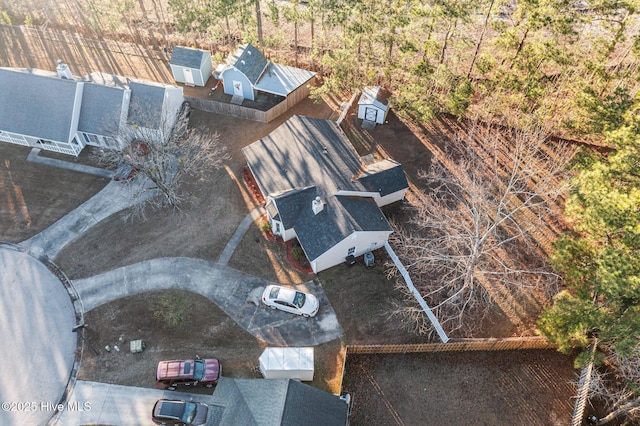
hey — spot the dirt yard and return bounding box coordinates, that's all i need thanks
[0,25,580,425]
[343,350,576,426]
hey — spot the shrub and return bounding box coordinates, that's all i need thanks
[153,290,189,327]
[292,244,304,261]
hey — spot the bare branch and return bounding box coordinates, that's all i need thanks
[387,121,576,336]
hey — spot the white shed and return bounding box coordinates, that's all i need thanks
[258,347,314,381]
[357,86,391,125]
[170,46,212,87]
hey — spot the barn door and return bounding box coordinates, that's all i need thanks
[233,80,243,97]
[364,107,377,122]
[183,68,194,85]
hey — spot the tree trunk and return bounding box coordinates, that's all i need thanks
[294,21,298,67]
[255,0,264,48]
[597,400,640,425]
[440,20,457,65]
[468,0,495,78]
[508,26,529,71]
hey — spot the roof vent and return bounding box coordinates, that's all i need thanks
[56,59,73,79]
[312,196,324,215]
[323,147,328,155]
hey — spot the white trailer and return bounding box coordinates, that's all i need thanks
[258,347,314,381]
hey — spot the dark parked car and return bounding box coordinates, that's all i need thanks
[152,399,209,425]
[156,357,221,390]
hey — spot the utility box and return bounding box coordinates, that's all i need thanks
[130,339,144,353]
[364,252,374,267]
[259,347,314,381]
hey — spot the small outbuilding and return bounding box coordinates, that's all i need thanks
[170,46,212,87]
[259,347,314,381]
[358,86,391,125]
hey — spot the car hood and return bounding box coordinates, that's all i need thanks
[301,294,320,316]
[202,359,221,381]
[193,403,209,425]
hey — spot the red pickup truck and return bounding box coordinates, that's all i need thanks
[156,357,221,390]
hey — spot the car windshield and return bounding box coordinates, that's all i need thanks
[269,286,280,299]
[181,402,197,423]
[193,359,205,380]
[293,291,306,308]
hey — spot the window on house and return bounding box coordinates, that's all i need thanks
[347,246,356,256]
[274,222,281,234]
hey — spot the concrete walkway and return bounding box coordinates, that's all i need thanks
[217,207,265,265]
[19,179,156,259]
[73,257,343,346]
[27,148,114,178]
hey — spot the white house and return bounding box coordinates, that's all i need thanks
[169,46,212,87]
[218,44,315,102]
[0,66,86,156]
[357,86,391,125]
[243,115,408,273]
[0,63,184,156]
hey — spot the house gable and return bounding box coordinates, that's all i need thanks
[358,158,409,198]
[226,44,268,85]
[294,195,392,262]
[78,82,129,137]
[0,68,80,143]
[127,80,166,128]
[170,46,206,69]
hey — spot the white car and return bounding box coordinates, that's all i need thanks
[261,285,319,317]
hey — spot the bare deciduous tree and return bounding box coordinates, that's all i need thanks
[587,350,640,425]
[93,107,229,217]
[387,123,576,336]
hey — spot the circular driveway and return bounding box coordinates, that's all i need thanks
[0,245,77,426]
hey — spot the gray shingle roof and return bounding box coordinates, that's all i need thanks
[170,46,206,69]
[0,68,79,142]
[226,44,268,84]
[272,187,317,228]
[242,115,363,198]
[358,159,409,197]
[127,80,165,128]
[254,62,315,96]
[243,115,400,261]
[294,195,392,261]
[78,82,127,135]
[283,380,348,426]
[209,378,347,426]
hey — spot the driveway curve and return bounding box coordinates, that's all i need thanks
[73,257,343,346]
[0,244,77,426]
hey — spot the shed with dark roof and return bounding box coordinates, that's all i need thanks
[218,44,315,104]
[170,46,212,87]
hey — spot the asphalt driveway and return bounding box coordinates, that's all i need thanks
[73,258,343,346]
